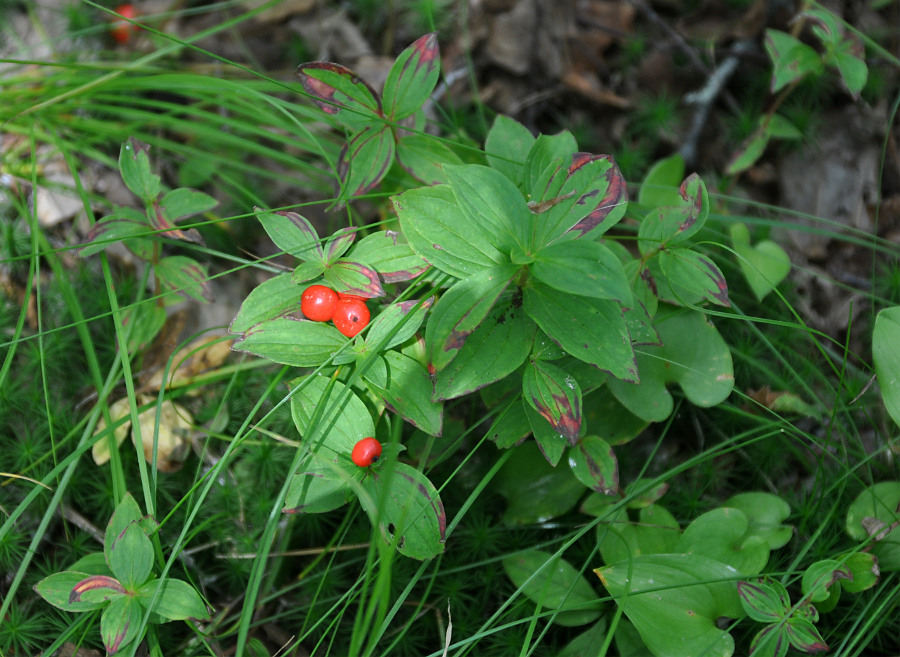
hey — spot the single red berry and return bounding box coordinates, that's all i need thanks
[351,437,382,467]
[110,4,138,44]
[332,297,370,337]
[301,285,339,322]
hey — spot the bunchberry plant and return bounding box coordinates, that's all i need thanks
[34,493,209,654]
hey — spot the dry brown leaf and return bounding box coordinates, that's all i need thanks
[92,396,140,466]
[142,334,233,394]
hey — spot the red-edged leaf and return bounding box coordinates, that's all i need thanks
[69,575,126,604]
[256,207,324,262]
[155,256,212,303]
[336,125,396,206]
[738,580,787,623]
[296,61,382,126]
[323,259,385,297]
[74,214,147,258]
[325,227,356,262]
[382,32,441,121]
[658,248,730,307]
[567,153,628,238]
[101,595,143,655]
[522,359,582,444]
[750,624,790,657]
[149,198,203,245]
[569,435,618,494]
[349,230,430,283]
[785,618,829,653]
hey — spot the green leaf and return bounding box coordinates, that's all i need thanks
[34,572,120,612]
[229,274,304,334]
[105,494,143,563]
[495,441,585,524]
[445,164,532,252]
[637,153,685,208]
[323,227,356,262]
[74,213,148,258]
[730,223,791,301]
[69,552,113,577]
[118,138,160,201]
[502,549,603,626]
[155,256,212,303]
[393,184,507,278]
[159,187,217,222]
[845,481,900,570]
[101,595,143,654]
[382,32,441,121]
[283,461,351,514]
[522,359,582,443]
[725,128,770,176]
[802,560,852,602]
[582,385,649,447]
[523,132,578,194]
[523,282,637,382]
[608,307,733,422]
[425,264,519,371]
[121,300,166,353]
[558,620,609,657]
[358,461,446,559]
[296,61,382,128]
[137,578,211,621]
[658,248,730,307]
[255,208,323,263]
[432,300,535,401]
[723,492,793,550]
[785,617,828,653]
[323,259,385,297]
[637,174,709,254]
[596,504,681,565]
[764,29,824,93]
[233,317,346,367]
[290,374,376,456]
[750,624,791,657]
[372,350,443,436]
[839,551,879,593]
[485,394,533,449]
[396,133,463,184]
[486,114,535,185]
[349,230,430,283]
[531,240,632,303]
[737,579,788,623]
[365,297,432,351]
[829,36,867,98]
[676,508,770,576]
[336,125,396,206]
[565,154,628,240]
[595,554,745,657]
[874,307,900,429]
[108,522,154,590]
[569,435,618,494]
[525,402,568,466]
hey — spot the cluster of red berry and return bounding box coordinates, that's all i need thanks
[110,4,138,44]
[300,285,371,337]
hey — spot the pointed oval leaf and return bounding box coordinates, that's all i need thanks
[101,595,143,655]
[526,403,568,466]
[531,240,632,303]
[34,572,117,612]
[393,184,507,278]
[229,274,304,334]
[764,29,824,93]
[323,259,385,298]
[785,618,828,653]
[569,435,618,494]
[676,508,770,576]
[802,560,852,603]
[255,207,323,263]
[149,198,204,245]
[737,580,787,623]
[750,624,791,657]
[595,554,745,657]
[396,133,463,184]
[522,359,582,443]
[324,226,356,262]
[137,578,211,621]
[365,297,432,351]
[348,229,430,283]
[296,61,382,127]
[561,153,629,240]
[432,300,535,401]
[105,494,144,563]
[109,522,154,590]
[658,248,730,307]
[502,549,603,627]
[382,32,441,121]
[523,282,637,382]
[372,350,443,436]
[290,373,376,456]
[336,125,396,205]
[637,153,685,209]
[358,461,445,559]
[874,307,900,429]
[725,128,770,176]
[160,187,217,222]
[523,132,578,194]
[486,114,536,185]
[233,317,346,367]
[425,264,519,371]
[119,138,160,201]
[75,215,148,258]
[155,256,212,303]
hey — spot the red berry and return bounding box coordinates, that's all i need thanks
[301,285,339,322]
[110,4,138,44]
[351,437,382,467]
[332,298,370,337]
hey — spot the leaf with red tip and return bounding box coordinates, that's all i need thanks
[785,618,828,653]
[324,227,356,262]
[382,32,441,121]
[522,359,582,443]
[296,61,382,127]
[34,571,117,612]
[101,595,143,654]
[324,259,385,297]
[155,256,213,303]
[750,624,790,657]
[569,435,618,494]
[558,153,629,241]
[69,575,126,604]
[336,125,395,207]
[75,214,148,258]
[658,248,730,307]
[149,198,203,244]
[255,207,324,262]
